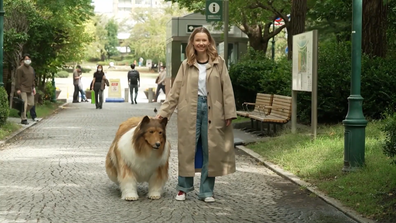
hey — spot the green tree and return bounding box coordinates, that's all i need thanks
[105,19,119,59]
[3,0,35,107]
[308,0,391,58]
[23,0,94,91]
[84,15,108,61]
[123,6,189,64]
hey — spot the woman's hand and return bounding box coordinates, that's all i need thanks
[155,115,163,119]
[225,119,232,127]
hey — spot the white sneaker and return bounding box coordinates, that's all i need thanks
[175,191,185,201]
[204,197,215,203]
[33,118,39,122]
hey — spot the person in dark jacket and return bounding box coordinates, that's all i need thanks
[91,65,107,109]
[127,64,140,104]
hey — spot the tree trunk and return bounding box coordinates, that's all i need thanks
[246,25,267,52]
[362,0,387,57]
[288,0,307,60]
[248,35,267,52]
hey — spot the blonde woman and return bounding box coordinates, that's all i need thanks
[156,27,237,203]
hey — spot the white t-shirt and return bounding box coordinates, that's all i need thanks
[197,62,207,96]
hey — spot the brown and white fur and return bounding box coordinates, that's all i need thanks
[105,116,170,201]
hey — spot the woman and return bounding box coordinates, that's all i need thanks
[91,65,106,109]
[154,66,166,102]
[156,27,237,203]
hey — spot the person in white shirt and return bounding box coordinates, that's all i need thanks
[156,27,237,203]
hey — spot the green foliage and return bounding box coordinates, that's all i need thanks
[43,82,55,102]
[232,41,396,124]
[55,70,70,78]
[298,40,396,123]
[307,0,352,43]
[21,0,94,90]
[0,87,10,126]
[297,41,351,123]
[229,49,291,109]
[105,19,119,59]
[381,113,396,164]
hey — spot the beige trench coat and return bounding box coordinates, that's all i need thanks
[158,57,237,177]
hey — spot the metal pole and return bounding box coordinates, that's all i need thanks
[223,0,228,67]
[51,73,56,102]
[342,0,367,171]
[271,21,275,60]
[0,0,4,87]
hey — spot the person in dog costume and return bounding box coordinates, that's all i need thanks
[156,27,236,203]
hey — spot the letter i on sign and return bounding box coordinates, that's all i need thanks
[210,2,220,14]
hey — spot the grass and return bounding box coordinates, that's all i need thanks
[246,121,396,222]
[234,116,249,123]
[0,121,22,140]
[1,101,63,140]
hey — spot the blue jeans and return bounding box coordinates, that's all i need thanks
[79,88,86,100]
[177,95,215,199]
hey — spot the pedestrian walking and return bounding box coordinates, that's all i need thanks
[154,66,166,102]
[77,66,88,102]
[155,27,237,203]
[15,54,36,125]
[127,64,140,104]
[72,65,82,103]
[91,65,108,109]
[18,58,39,122]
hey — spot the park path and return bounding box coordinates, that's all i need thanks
[0,102,357,223]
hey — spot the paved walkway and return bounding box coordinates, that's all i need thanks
[0,102,360,223]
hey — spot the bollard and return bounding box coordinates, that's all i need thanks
[124,88,129,102]
[148,88,153,103]
[91,91,95,104]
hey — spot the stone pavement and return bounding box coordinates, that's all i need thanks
[0,102,363,223]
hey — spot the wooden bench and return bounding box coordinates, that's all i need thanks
[236,93,273,118]
[248,94,292,135]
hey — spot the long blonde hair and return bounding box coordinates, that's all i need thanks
[186,27,218,66]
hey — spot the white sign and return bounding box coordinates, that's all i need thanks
[108,79,121,98]
[292,31,314,92]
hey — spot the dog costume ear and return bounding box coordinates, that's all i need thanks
[160,117,168,127]
[140,116,151,127]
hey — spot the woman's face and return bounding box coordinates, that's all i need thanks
[97,66,103,71]
[193,32,209,54]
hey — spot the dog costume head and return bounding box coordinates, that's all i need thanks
[133,116,168,150]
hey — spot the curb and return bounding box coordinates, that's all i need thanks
[236,145,376,223]
[0,102,69,148]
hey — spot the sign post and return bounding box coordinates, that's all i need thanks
[206,0,222,22]
[291,30,318,140]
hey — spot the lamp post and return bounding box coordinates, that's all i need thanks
[342,0,367,171]
[0,0,4,87]
[51,73,56,102]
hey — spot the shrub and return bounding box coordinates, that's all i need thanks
[297,41,352,123]
[55,70,69,78]
[62,67,91,73]
[229,49,291,109]
[43,81,55,102]
[0,87,10,126]
[381,112,396,165]
[295,41,396,124]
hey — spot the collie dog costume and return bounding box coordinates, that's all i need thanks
[105,116,170,200]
